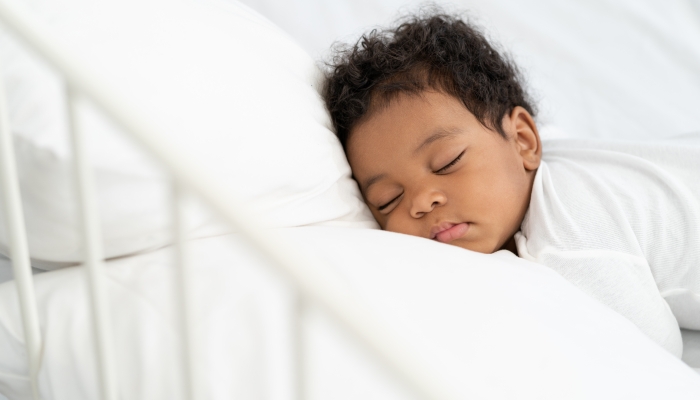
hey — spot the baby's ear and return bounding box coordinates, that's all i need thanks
[506,106,541,171]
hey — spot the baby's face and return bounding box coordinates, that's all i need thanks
[346,90,541,254]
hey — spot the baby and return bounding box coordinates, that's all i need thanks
[322,13,700,357]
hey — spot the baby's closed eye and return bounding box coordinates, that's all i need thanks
[377,192,403,212]
[434,150,466,174]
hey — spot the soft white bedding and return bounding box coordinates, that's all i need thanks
[1,0,700,398]
[1,228,699,399]
[0,0,374,269]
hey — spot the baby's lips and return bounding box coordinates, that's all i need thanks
[430,222,456,239]
[435,222,470,243]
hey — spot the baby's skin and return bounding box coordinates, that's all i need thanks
[346,90,542,254]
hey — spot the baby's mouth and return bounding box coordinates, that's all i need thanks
[431,222,470,243]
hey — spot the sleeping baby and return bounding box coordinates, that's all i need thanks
[321,12,700,357]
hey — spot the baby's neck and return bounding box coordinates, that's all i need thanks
[500,235,518,256]
[499,166,538,257]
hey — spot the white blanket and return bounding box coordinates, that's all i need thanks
[1,228,699,399]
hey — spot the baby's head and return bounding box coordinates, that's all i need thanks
[322,12,541,254]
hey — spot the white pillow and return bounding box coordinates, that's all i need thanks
[0,227,698,399]
[0,0,376,268]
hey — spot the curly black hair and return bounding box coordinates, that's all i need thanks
[322,11,536,150]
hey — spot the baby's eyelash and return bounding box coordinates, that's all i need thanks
[435,150,465,173]
[378,193,402,211]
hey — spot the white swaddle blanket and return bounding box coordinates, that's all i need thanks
[516,134,700,358]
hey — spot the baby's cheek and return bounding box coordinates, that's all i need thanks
[382,217,398,233]
[368,209,387,229]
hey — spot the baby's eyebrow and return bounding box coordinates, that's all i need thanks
[413,128,460,155]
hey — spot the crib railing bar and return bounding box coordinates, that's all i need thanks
[65,86,117,400]
[0,2,458,399]
[293,291,306,400]
[0,60,42,400]
[172,183,200,400]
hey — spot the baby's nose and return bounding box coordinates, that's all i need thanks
[409,189,446,218]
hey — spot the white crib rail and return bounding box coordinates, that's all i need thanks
[0,49,41,400]
[64,87,118,400]
[171,184,203,400]
[0,1,458,400]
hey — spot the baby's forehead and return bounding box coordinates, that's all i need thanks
[348,91,476,151]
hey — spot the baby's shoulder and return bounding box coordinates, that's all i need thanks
[522,139,700,257]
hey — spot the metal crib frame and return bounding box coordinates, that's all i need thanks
[0,1,457,399]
